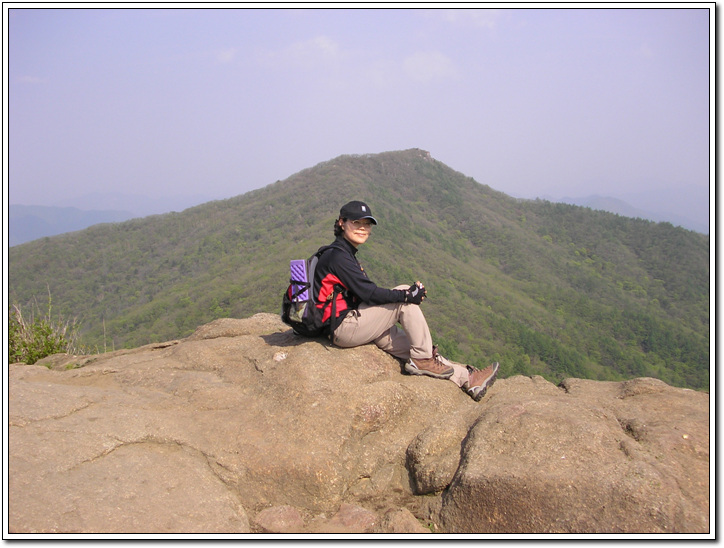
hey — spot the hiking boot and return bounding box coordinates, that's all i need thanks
[464,362,499,401]
[432,345,461,368]
[405,354,455,379]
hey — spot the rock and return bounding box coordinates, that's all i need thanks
[406,421,473,494]
[253,503,431,534]
[8,314,710,535]
[325,503,378,533]
[439,375,710,534]
[371,507,432,534]
[254,506,305,533]
[187,316,285,341]
[9,435,250,534]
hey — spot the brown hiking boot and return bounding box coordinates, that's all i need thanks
[404,354,454,379]
[464,362,499,401]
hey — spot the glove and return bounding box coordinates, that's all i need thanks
[405,281,426,304]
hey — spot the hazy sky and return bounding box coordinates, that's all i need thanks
[6,6,712,218]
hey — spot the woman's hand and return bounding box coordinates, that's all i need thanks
[405,281,427,304]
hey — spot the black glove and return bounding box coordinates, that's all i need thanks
[405,282,426,304]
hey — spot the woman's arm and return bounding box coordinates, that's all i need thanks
[330,250,407,305]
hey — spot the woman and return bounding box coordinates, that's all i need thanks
[313,200,499,402]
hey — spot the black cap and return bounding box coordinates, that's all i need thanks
[339,201,378,224]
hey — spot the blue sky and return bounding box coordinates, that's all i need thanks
[6,6,712,223]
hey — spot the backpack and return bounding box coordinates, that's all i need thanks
[281,245,345,339]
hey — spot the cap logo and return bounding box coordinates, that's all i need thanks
[361,206,367,212]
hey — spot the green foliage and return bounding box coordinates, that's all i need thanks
[8,149,710,389]
[8,293,87,365]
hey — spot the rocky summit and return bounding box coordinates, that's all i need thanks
[8,314,710,535]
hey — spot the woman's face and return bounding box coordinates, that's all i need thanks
[340,218,373,248]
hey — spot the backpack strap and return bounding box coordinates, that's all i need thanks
[288,282,310,301]
[327,283,346,342]
[316,244,348,342]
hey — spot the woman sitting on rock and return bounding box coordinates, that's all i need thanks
[313,200,499,401]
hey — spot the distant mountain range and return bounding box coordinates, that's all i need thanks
[9,205,138,247]
[8,149,709,390]
[554,194,709,235]
[9,185,708,248]
[9,193,219,246]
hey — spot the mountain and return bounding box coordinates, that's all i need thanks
[7,149,710,389]
[10,191,220,246]
[9,205,138,246]
[556,194,709,234]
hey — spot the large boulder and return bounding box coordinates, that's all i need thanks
[8,314,710,535]
[439,376,710,534]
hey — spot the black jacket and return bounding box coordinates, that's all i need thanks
[314,236,406,326]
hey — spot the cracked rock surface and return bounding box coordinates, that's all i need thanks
[8,314,710,534]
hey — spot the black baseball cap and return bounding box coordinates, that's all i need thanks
[339,201,378,225]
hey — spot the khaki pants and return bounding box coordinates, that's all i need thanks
[333,286,470,388]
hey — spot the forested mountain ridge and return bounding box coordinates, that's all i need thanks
[8,149,709,389]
